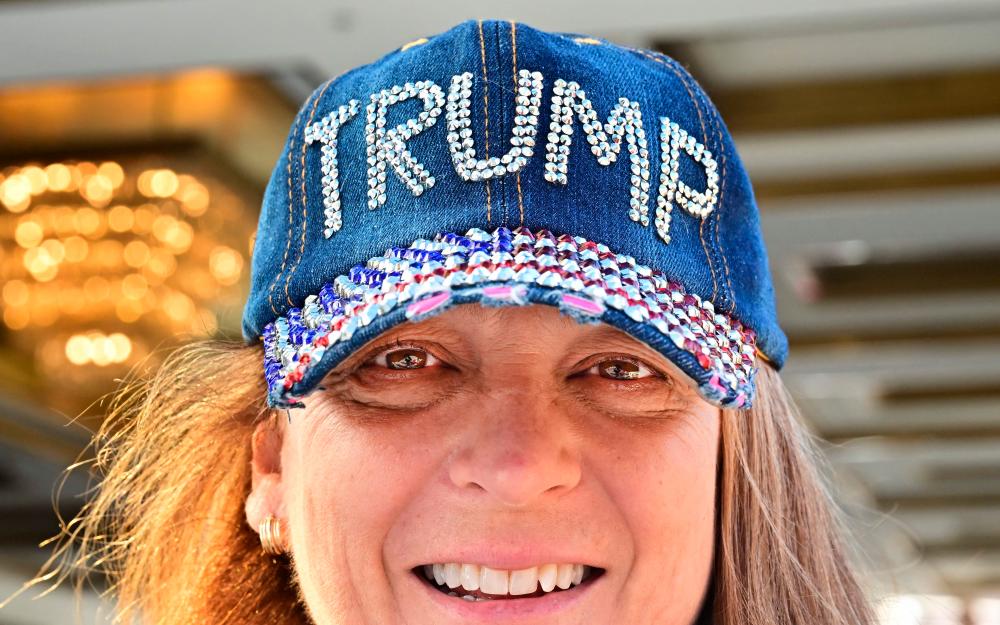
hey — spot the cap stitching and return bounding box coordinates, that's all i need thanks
[495,21,509,226]
[283,77,337,306]
[693,73,732,311]
[630,47,721,302]
[400,37,428,51]
[511,21,526,225]
[713,117,736,315]
[267,102,310,315]
[477,19,494,224]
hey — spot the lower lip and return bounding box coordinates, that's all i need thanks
[410,569,602,621]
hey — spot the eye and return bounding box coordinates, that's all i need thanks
[371,344,441,370]
[588,357,656,381]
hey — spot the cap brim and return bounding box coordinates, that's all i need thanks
[261,226,758,410]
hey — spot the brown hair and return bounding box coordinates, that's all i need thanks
[4,338,874,625]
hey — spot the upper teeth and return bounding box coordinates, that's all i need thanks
[422,563,589,595]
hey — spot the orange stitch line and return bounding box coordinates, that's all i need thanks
[633,47,719,299]
[511,20,525,225]
[283,78,337,306]
[267,116,300,315]
[755,346,773,365]
[713,120,735,314]
[477,19,492,223]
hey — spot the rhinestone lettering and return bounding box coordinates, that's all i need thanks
[655,116,720,244]
[445,69,542,181]
[364,80,446,212]
[304,100,361,238]
[543,78,651,227]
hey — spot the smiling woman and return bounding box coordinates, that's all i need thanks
[14,18,874,625]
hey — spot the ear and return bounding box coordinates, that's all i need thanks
[245,414,287,532]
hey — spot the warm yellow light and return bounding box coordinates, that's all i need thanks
[94,239,123,267]
[133,204,156,234]
[32,301,59,327]
[65,165,82,192]
[178,180,210,217]
[168,221,194,252]
[45,163,72,191]
[151,214,176,242]
[14,220,44,248]
[65,334,92,365]
[97,162,125,188]
[121,273,148,300]
[115,298,144,323]
[152,215,193,253]
[40,238,66,263]
[21,166,47,195]
[58,286,85,314]
[2,279,29,307]
[63,235,89,262]
[209,245,243,285]
[150,169,179,197]
[74,207,102,236]
[137,170,154,197]
[109,332,132,360]
[123,239,151,267]
[53,206,76,236]
[65,331,133,366]
[83,174,114,205]
[107,204,134,232]
[24,247,59,281]
[163,291,194,322]
[1,174,32,212]
[144,248,177,280]
[91,335,115,366]
[83,275,111,302]
[3,307,29,330]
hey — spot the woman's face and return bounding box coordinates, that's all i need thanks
[248,303,721,625]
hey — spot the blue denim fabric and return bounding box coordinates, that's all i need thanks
[241,19,788,409]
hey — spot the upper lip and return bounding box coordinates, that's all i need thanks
[407,546,607,571]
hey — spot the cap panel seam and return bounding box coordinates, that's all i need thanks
[495,20,509,227]
[677,58,736,314]
[511,21,526,225]
[684,60,737,314]
[266,97,311,315]
[476,19,494,224]
[712,111,736,315]
[283,77,338,306]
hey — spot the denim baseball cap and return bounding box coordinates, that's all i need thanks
[242,18,788,410]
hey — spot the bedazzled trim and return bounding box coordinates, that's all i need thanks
[261,226,757,410]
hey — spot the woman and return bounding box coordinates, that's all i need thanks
[16,19,874,625]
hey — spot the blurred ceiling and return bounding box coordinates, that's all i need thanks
[0,0,998,621]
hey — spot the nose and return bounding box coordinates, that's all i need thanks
[447,387,582,507]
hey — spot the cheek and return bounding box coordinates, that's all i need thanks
[284,407,443,597]
[595,412,719,617]
[283,410,445,625]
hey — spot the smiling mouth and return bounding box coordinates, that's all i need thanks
[410,565,604,601]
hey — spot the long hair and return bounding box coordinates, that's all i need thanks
[5,337,874,625]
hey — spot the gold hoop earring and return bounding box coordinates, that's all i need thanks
[259,515,286,555]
